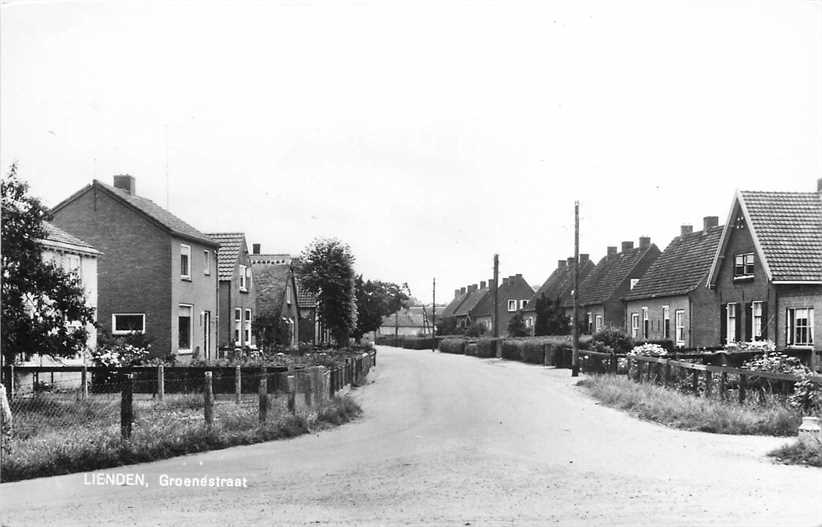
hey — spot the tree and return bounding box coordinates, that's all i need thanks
[296,238,357,346]
[436,317,459,336]
[1,164,96,365]
[252,314,292,351]
[507,310,529,337]
[353,276,409,341]
[534,295,570,336]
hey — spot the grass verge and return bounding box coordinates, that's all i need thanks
[768,441,822,467]
[577,374,801,436]
[1,395,361,482]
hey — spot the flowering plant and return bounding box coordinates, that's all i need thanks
[789,374,821,415]
[724,340,776,353]
[628,343,668,357]
[91,341,149,367]
[741,351,808,376]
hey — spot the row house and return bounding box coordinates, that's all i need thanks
[623,217,723,347]
[249,248,300,348]
[523,255,594,334]
[452,282,491,330]
[205,233,257,350]
[706,186,822,366]
[51,176,220,362]
[472,274,534,332]
[567,238,661,334]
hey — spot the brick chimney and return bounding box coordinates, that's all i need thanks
[580,253,590,264]
[621,241,634,252]
[488,278,496,288]
[252,243,261,254]
[703,216,719,230]
[502,277,509,285]
[113,175,136,195]
[607,246,618,258]
[566,257,575,266]
[681,225,693,236]
[817,178,822,193]
[639,236,651,249]
[480,280,487,289]
[454,289,460,298]
[558,259,567,268]
[460,287,466,295]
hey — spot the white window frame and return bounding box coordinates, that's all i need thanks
[239,264,248,292]
[752,301,763,340]
[734,252,755,279]
[234,308,242,345]
[518,299,528,310]
[595,315,603,333]
[180,244,191,280]
[507,299,517,312]
[631,313,639,338]
[662,306,670,340]
[642,307,649,339]
[787,307,814,347]
[727,303,737,343]
[177,304,193,353]
[112,313,146,335]
[286,284,293,304]
[244,308,252,344]
[675,309,685,347]
[630,278,639,290]
[203,250,210,276]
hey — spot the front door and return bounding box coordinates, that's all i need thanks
[203,311,211,360]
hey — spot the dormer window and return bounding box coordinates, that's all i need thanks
[734,253,755,279]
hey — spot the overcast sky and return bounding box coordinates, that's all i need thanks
[2,0,820,304]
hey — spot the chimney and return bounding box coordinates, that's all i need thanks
[252,243,261,255]
[558,260,567,268]
[515,273,522,279]
[469,284,478,292]
[639,236,651,249]
[502,277,509,285]
[607,246,618,258]
[817,178,822,193]
[580,253,590,264]
[567,257,575,266]
[454,289,460,298]
[460,287,466,295]
[113,175,136,195]
[480,280,487,289]
[621,241,634,252]
[681,225,693,236]
[703,216,719,231]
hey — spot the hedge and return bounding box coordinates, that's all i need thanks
[439,338,466,355]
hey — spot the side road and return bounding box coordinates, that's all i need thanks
[1,346,820,526]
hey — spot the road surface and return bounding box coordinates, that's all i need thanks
[1,346,820,526]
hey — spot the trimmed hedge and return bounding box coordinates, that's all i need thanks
[439,338,466,355]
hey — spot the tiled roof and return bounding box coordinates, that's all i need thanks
[739,191,822,282]
[52,180,218,246]
[454,287,489,317]
[624,226,723,300]
[204,232,245,281]
[380,306,444,328]
[574,245,660,306]
[251,261,292,319]
[472,275,534,317]
[440,290,469,318]
[527,260,595,311]
[40,222,99,253]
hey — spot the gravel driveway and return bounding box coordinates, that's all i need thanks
[1,346,820,526]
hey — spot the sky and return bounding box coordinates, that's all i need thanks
[2,0,821,305]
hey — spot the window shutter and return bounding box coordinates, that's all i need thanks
[720,304,727,345]
[786,309,794,346]
[761,302,768,339]
[745,303,752,341]
[810,309,815,345]
[734,305,742,344]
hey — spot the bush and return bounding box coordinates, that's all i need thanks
[501,340,525,361]
[629,343,668,357]
[439,338,465,354]
[465,322,487,338]
[522,340,547,364]
[464,342,478,356]
[633,340,675,354]
[592,328,634,355]
[769,440,822,467]
[475,338,498,358]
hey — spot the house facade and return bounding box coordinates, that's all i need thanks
[50,176,219,362]
[707,186,822,368]
[569,237,661,334]
[378,305,442,337]
[523,255,593,335]
[249,249,300,348]
[205,233,257,351]
[472,274,534,334]
[453,282,491,330]
[623,218,723,348]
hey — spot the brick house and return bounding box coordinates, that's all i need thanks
[623,217,723,347]
[295,278,322,345]
[451,282,491,330]
[706,185,822,368]
[249,249,300,348]
[50,176,219,362]
[472,274,534,334]
[523,255,594,335]
[568,237,661,334]
[204,233,256,351]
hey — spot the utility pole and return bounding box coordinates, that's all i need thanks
[572,201,580,377]
[493,254,500,358]
[432,277,437,352]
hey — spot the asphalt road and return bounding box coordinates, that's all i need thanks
[1,346,820,526]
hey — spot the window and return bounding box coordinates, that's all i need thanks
[630,278,639,290]
[234,308,242,345]
[662,306,670,340]
[519,299,528,310]
[631,313,639,338]
[203,250,210,275]
[112,313,145,335]
[180,244,191,279]
[178,305,193,352]
[244,309,252,344]
[675,310,685,346]
[752,301,763,340]
[287,284,293,305]
[642,307,649,339]
[727,303,737,343]
[595,315,603,333]
[586,313,593,334]
[525,317,533,328]
[734,253,755,278]
[507,299,517,312]
[239,265,248,292]
[787,308,814,346]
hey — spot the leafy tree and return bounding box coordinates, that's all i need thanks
[534,295,570,336]
[1,164,96,365]
[252,314,292,351]
[353,276,409,340]
[296,238,357,346]
[507,310,529,337]
[465,321,486,337]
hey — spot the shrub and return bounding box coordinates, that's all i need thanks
[475,338,498,358]
[464,342,478,356]
[629,343,668,357]
[522,340,547,364]
[465,322,487,338]
[592,328,634,355]
[501,340,525,361]
[439,338,465,354]
[769,440,822,467]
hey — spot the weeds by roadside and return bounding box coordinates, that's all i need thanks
[769,441,822,467]
[577,374,801,436]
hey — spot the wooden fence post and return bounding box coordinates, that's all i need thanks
[287,375,296,414]
[81,364,88,400]
[664,361,671,388]
[719,371,727,400]
[235,366,242,404]
[120,373,133,440]
[8,364,14,399]
[157,364,165,402]
[738,373,747,404]
[645,361,652,383]
[705,371,713,398]
[259,370,268,424]
[692,370,700,395]
[204,371,214,429]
